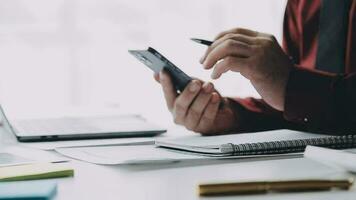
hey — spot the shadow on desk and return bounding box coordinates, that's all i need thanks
[111,154,302,172]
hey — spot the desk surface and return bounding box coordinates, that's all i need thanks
[1,127,356,200]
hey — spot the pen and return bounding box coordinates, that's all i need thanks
[198,179,354,196]
[190,38,213,46]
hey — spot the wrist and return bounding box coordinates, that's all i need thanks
[224,97,247,132]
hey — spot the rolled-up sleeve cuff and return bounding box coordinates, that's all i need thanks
[284,66,337,129]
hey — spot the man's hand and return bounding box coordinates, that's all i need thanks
[200,28,293,111]
[154,71,239,135]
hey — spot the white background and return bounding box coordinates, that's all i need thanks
[0,0,287,125]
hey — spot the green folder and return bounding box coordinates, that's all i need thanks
[0,163,74,182]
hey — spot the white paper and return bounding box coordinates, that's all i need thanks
[2,145,69,163]
[55,144,302,165]
[56,130,326,165]
[0,153,34,167]
[304,146,356,173]
[19,137,155,150]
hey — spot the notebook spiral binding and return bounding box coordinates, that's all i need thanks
[220,135,356,156]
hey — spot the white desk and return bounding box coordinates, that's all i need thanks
[2,127,356,200]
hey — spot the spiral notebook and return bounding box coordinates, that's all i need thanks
[155,130,356,157]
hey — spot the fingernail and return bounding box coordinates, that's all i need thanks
[203,61,209,69]
[203,82,212,93]
[203,61,208,68]
[189,81,200,92]
[211,72,217,79]
[211,93,219,103]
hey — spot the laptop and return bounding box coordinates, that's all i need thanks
[0,105,166,142]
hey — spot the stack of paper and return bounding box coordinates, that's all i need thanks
[55,144,300,165]
[55,130,317,165]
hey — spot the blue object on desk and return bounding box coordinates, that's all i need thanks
[0,180,57,200]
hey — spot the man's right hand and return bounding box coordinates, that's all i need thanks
[154,71,240,135]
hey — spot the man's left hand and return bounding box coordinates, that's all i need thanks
[200,28,294,111]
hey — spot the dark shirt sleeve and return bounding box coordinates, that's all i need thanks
[284,66,356,135]
[230,97,304,133]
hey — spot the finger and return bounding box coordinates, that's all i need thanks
[172,80,201,124]
[214,28,259,40]
[159,71,177,111]
[203,40,252,69]
[190,76,204,83]
[200,34,256,64]
[184,82,214,130]
[211,56,247,79]
[195,93,220,134]
[153,73,160,83]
